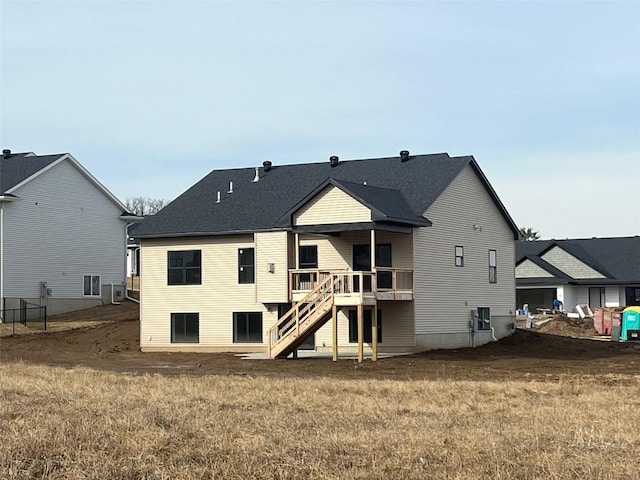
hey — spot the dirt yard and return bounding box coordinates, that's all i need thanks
[1,301,639,381]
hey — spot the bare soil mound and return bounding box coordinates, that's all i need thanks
[535,315,599,337]
[1,303,639,381]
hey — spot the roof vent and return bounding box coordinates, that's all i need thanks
[330,155,339,167]
[400,150,410,162]
[252,167,260,183]
[227,181,233,194]
[216,191,221,204]
[2,149,11,159]
[263,160,272,172]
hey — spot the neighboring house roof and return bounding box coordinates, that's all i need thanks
[516,237,640,286]
[0,150,131,213]
[134,152,519,238]
[1,152,64,192]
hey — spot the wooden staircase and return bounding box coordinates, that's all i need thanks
[267,274,335,359]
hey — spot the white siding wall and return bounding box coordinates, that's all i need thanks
[516,259,553,278]
[256,231,289,303]
[294,186,371,225]
[3,159,125,302]
[413,164,516,350]
[140,235,281,352]
[541,247,606,279]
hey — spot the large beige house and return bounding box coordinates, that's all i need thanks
[133,151,519,360]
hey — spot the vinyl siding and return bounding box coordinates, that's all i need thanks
[299,230,413,270]
[413,164,516,339]
[2,158,125,299]
[315,301,415,350]
[541,247,606,279]
[294,185,371,226]
[256,231,289,303]
[140,235,284,351]
[516,259,554,278]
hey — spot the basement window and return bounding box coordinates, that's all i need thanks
[477,307,491,331]
[83,275,101,296]
[233,312,263,343]
[171,313,199,343]
[455,246,464,267]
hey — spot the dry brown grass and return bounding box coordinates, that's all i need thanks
[1,363,639,479]
[0,301,138,337]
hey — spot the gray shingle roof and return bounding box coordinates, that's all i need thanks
[1,152,65,192]
[134,152,518,238]
[516,237,640,284]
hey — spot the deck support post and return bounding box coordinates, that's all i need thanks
[332,304,338,362]
[372,303,378,362]
[357,303,364,363]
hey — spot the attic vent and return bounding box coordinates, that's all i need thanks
[216,191,221,204]
[400,150,410,162]
[2,149,10,158]
[330,155,339,167]
[263,160,272,172]
[252,167,260,183]
[227,181,233,194]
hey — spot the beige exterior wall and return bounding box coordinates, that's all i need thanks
[541,247,606,279]
[516,259,554,278]
[294,185,371,226]
[256,231,289,303]
[413,164,516,350]
[298,230,413,270]
[314,301,414,352]
[140,235,280,352]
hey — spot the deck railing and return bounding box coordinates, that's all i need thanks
[290,268,413,300]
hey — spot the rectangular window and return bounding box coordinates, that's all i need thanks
[348,309,382,343]
[477,307,491,331]
[626,287,640,306]
[233,312,263,343]
[83,275,101,296]
[455,246,464,267]
[298,245,318,269]
[238,248,255,284]
[168,250,201,285]
[376,244,393,289]
[489,249,497,283]
[171,313,199,343]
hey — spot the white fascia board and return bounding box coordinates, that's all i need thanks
[6,154,127,211]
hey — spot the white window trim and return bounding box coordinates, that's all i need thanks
[83,274,101,297]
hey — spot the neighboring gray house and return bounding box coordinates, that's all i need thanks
[133,151,520,359]
[516,237,640,311]
[0,149,138,316]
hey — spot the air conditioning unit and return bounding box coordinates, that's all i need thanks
[113,285,125,301]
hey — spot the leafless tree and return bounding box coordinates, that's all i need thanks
[519,227,541,241]
[125,197,168,216]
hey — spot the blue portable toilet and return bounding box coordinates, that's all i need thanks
[621,307,640,341]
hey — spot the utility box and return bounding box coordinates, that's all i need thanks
[621,307,640,341]
[40,281,52,298]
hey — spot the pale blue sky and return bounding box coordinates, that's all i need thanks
[2,0,638,239]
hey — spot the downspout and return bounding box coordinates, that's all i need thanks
[0,202,4,322]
